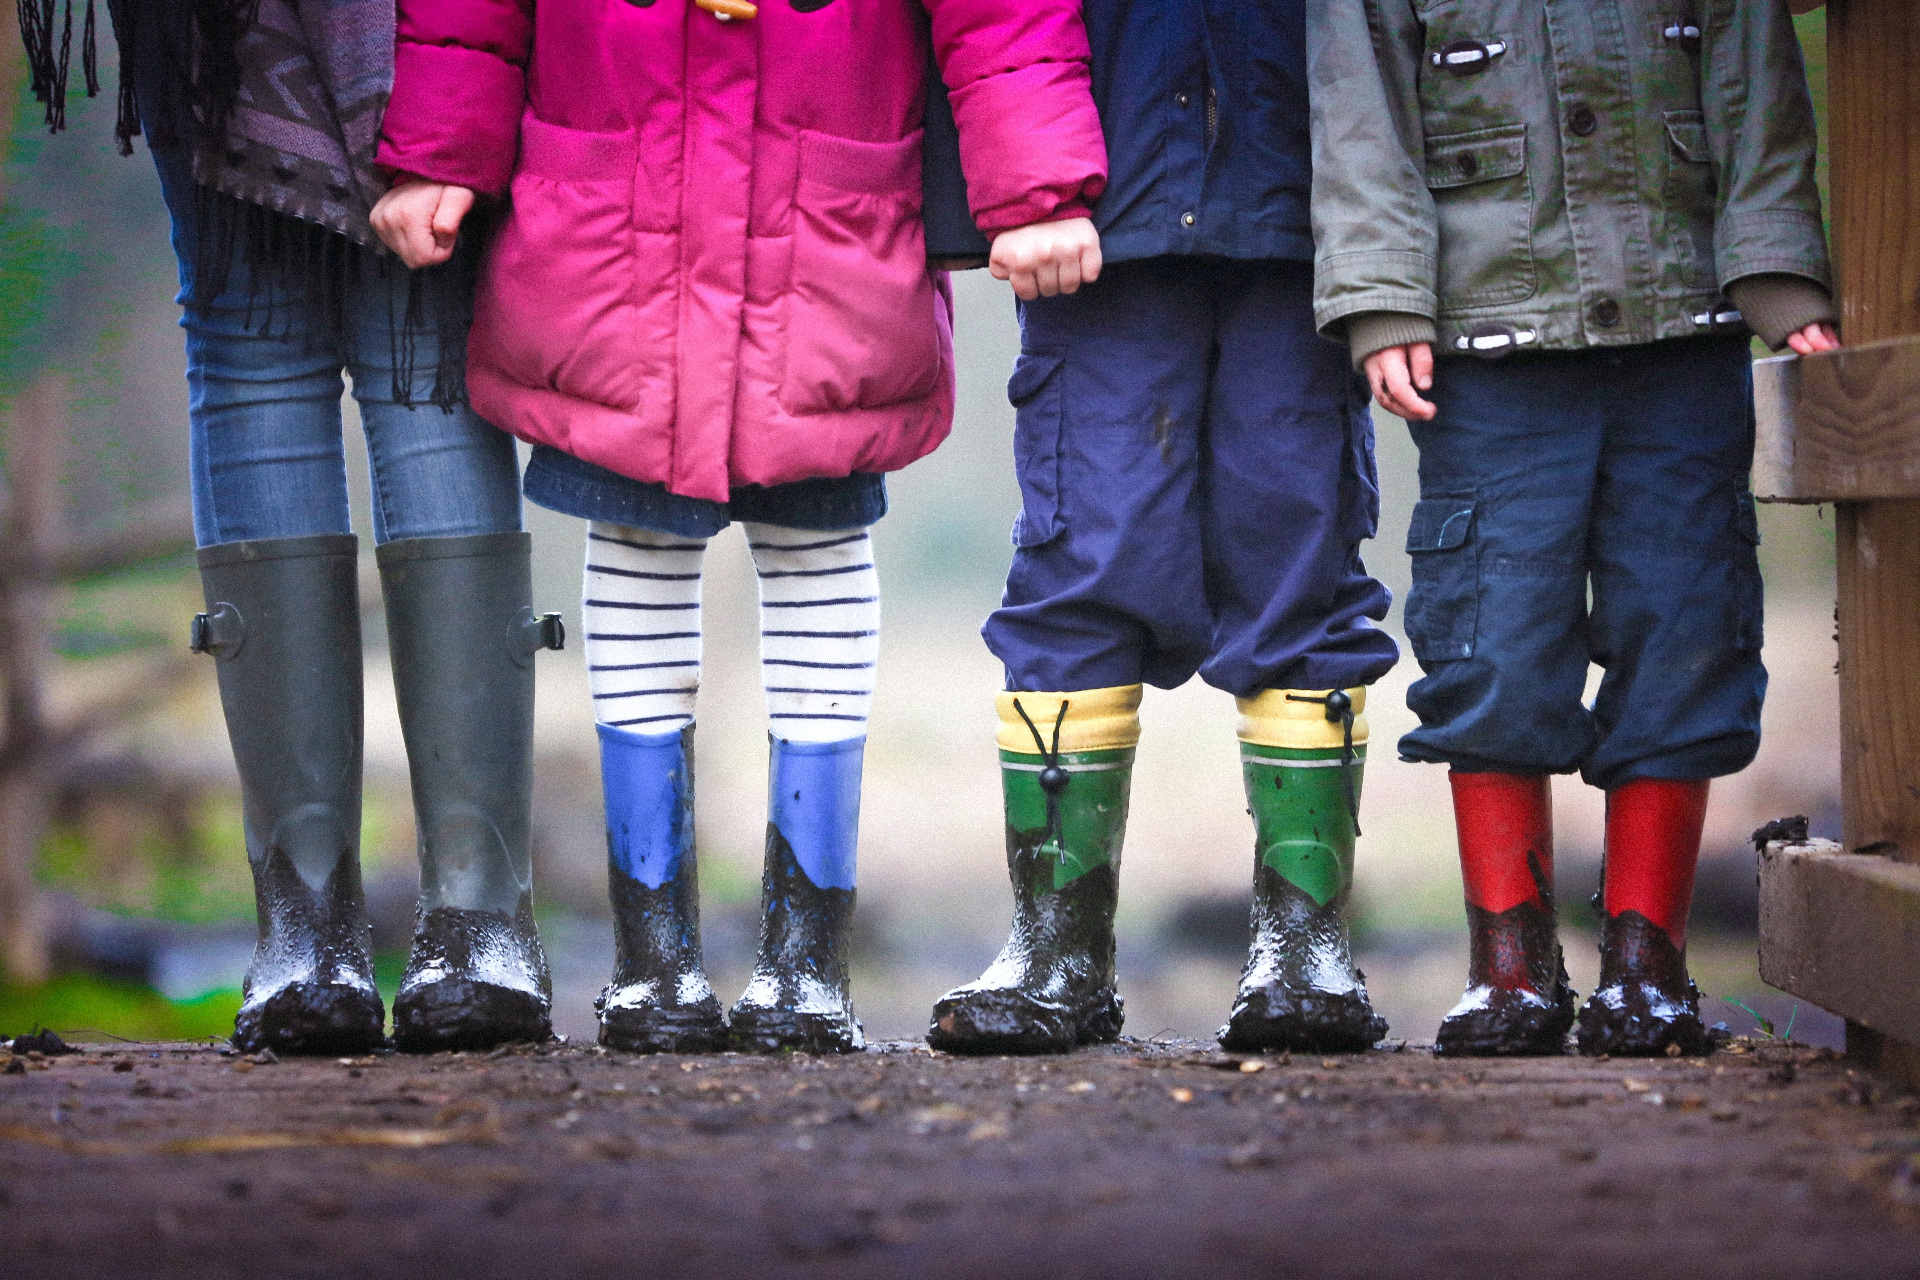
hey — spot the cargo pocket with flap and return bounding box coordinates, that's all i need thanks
[1404,496,1479,662]
[1008,351,1066,548]
[1425,123,1536,309]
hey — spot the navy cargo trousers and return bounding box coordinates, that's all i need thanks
[1400,335,1766,790]
[983,257,1399,698]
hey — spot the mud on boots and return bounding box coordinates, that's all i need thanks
[729,736,867,1054]
[379,533,564,1053]
[194,536,386,1055]
[596,723,726,1053]
[1219,688,1386,1054]
[929,687,1137,1055]
[1579,779,1715,1057]
[1435,773,1576,1056]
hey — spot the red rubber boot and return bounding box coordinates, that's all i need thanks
[1577,779,1713,1056]
[1434,772,1576,1056]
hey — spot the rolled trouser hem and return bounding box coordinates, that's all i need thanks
[1582,740,1761,792]
[1209,651,1402,702]
[1397,743,1583,777]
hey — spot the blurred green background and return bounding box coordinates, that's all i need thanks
[0,11,1842,1048]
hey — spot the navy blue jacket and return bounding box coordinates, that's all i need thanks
[923,0,1315,265]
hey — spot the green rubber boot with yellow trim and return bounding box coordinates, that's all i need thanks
[1218,687,1388,1054]
[928,686,1138,1055]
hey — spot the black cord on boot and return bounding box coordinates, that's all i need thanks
[1012,698,1071,865]
[1285,690,1362,836]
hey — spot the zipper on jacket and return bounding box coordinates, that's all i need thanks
[1205,84,1218,149]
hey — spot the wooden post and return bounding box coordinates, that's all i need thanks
[1830,1,1920,864]
[1827,0,1920,1077]
[0,378,65,985]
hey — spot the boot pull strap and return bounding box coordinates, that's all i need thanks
[189,602,245,659]
[1285,690,1363,836]
[1011,697,1072,865]
[507,608,567,667]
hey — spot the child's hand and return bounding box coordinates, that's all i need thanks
[1785,321,1840,356]
[1363,342,1437,422]
[370,178,476,269]
[989,217,1102,300]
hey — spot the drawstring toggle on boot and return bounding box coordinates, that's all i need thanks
[1286,689,1362,835]
[1013,697,1071,864]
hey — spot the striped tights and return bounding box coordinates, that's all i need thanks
[583,522,879,743]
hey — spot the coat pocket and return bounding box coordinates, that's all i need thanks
[1404,496,1479,662]
[479,116,646,410]
[1008,351,1067,548]
[782,130,940,416]
[1425,123,1536,309]
[1661,110,1719,288]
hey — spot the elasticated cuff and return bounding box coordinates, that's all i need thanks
[1725,274,1837,351]
[1347,312,1439,371]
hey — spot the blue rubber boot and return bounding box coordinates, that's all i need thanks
[729,735,866,1053]
[596,722,727,1053]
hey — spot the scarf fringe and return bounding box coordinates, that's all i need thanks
[19,0,102,134]
[190,188,475,412]
[36,0,257,155]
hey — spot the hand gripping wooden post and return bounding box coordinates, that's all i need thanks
[1753,0,1920,1088]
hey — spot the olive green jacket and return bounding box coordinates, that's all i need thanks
[1309,0,1831,359]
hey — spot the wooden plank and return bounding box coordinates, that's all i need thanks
[1758,839,1920,1048]
[1753,335,1920,501]
[1830,0,1920,867]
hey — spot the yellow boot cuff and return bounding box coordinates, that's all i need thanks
[996,685,1143,754]
[1236,687,1370,750]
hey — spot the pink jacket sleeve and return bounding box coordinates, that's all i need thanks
[926,0,1107,236]
[376,0,534,197]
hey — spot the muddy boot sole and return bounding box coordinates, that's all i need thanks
[232,982,385,1056]
[393,979,551,1053]
[599,996,729,1054]
[1217,984,1386,1054]
[1435,983,1577,1057]
[927,986,1122,1056]
[1576,984,1711,1057]
[727,1006,864,1055]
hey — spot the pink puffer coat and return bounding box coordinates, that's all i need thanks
[378,0,1107,503]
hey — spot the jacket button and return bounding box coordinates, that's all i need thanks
[1182,212,1196,227]
[1567,104,1598,136]
[1592,298,1622,327]
[1176,91,1189,107]
[1457,152,1479,178]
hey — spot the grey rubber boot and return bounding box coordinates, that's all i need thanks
[378,532,564,1053]
[193,535,385,1056]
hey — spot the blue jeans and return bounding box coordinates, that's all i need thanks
[1400,336,1765,790]
[151,150,522,548]
[983,257,1398,697]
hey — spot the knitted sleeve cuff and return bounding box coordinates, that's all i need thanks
[1347,312,1439,371]
[1725,274,1837,351]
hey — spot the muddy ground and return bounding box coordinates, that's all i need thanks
[2,1036,1917,1279]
